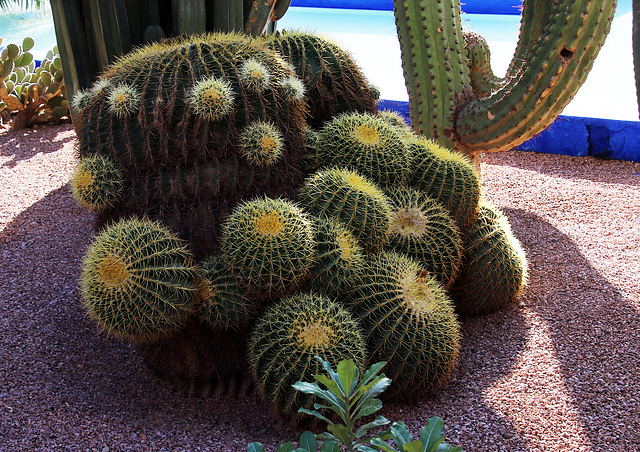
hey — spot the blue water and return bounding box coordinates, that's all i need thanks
[0,4,56,60]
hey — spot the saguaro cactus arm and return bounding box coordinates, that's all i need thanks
[456,0,617,153]
[394,0,618,155]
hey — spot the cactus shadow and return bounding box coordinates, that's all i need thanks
[0,121,74,168]
[501,207,640,449]
[0,184,299,449]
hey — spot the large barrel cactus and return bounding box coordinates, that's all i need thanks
[72,30,530,426]
[73,32,309,258]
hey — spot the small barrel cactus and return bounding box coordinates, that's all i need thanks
[407,137,481,231]
[449,203,528,316]
[348,251,461,402]
[70,154,124,211]
[198,255,257,330]
[386,186,462,288]
[306,216,366,298]
[312,112,409,188]
[298,167,393,252]
[220,196,315,298]
[80,217,199,342]
[249,292,368,425]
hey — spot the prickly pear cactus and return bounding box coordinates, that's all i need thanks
[0,38,69,129]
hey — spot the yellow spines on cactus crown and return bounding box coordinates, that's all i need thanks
[239,58,273,93]
[188,76,235,122]
[70,154,124,212]
[80,217,199,343]
[238,121,284,167]
[107,83,142,118]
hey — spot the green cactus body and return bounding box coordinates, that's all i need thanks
[298,167,393,252]
[198,255,256,330]
[80,217,199,342]
[449,203,529,316]
[386,186,462,288]
[249,292,368,425]
[220,197,315,298]
[407,137,481,231]
[464,31,503,99]
[314,112,409,188]
[71,154,124,211]
[306,216,366,298]
[348,251,461,401]
[265,31,378,127]
[238,120,285,167]
[76,34,309,258]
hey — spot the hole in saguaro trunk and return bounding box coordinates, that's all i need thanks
[560,47,574,61]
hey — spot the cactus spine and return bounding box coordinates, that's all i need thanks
[348,251,461,402]
[71,154,124,211]
[249,292,368,425]
[80,218,199,342]
[394,0,618,155]
[449,203,529,316]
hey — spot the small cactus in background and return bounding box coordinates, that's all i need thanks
[70,154,124,211]
[386,186,462,288]
[220,197,315,298]
[249,292,368,425]
[0,38,70,129]
[298,167,393,252]
[80,217,199,343]
[449,203,529,316]
[348,251,461,402]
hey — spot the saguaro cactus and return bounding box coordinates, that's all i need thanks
[394,0,617,155]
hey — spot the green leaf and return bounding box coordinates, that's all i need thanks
[352,397,383,421]
[276,442,294,452]
[359,361,387,388]
[293,381,344,412]
[320,440,340,452]
[297,407,333,426]
[370,437,399,452]
[247,442,266,452]
[390,422,414,450]
[402,441,424,452]
[419,417,445,452]
[314,374,345,407]
[327,423,352,446]
[353,415,390,439]
[299,431,317,451]
[336,358,358,397]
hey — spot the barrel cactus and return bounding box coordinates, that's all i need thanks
[449,203,529,316]
[249,292,368,425]
[407,136,481,231]
[80,217,199,342]
[220,196,315,299]
[298,167,393,252]
[70,154,124,211]
[265,31,378,127]
[312,112,409,188]
[74,33,310,258]
[386,186,462,288]
[348,251,461,402]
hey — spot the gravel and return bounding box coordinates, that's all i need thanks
[1,122,639,451]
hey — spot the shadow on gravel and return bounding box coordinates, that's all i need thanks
[0,122,75,168]
[504,207,640,449]
[0,185,298,450]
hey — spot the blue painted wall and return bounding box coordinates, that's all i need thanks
[379,101,640,163]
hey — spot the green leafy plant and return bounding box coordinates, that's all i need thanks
[248,357,462,452]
